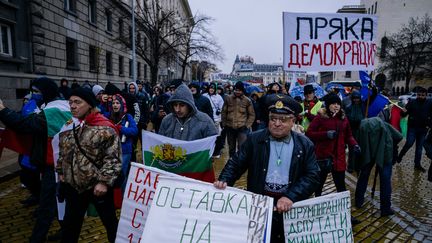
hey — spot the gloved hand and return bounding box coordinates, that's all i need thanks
[353,145,361,155]
[327,130,338,139]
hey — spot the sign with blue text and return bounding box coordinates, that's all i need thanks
[283,191,353,243]
[141,176,274,243]
[283,12,378,71]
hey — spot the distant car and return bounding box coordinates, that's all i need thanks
[398,92,432,105]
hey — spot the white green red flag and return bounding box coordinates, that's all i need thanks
[142,131,217,183]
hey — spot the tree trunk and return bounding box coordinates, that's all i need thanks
[150,65,159,87]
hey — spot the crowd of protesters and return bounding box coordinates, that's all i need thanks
[0,76,431,242]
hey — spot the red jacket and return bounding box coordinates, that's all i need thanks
[306,109,357,172]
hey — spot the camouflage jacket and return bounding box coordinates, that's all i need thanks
[56,119,122,193]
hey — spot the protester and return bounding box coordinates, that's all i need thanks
[397,87,432,172]
[250,92,264,131]
[59,78,72,100]
[354,117,403,217]
[105,82,140,125]
[301,84,323,131]
[0,77,71,242]
[221,81,255,157]
[203,83,224,158]
[306,93,360,196]
[158,84,217,182]
[128,81,150,131]
[56,87,121,243]
[345,90,365,172]
[215,94,320,243]
[150,85,171,133]
[106,94,138,192]
[188,82,213,120]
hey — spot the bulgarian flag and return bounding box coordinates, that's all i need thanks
[142,131,217,183]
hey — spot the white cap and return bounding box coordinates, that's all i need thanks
[92,85,104,96]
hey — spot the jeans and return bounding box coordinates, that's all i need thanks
[30,167,58,243]
[355,161,392,212]
[225,126,249,157]
[398,127,427,166]
[61,184,118,243]
[315,170,346,196]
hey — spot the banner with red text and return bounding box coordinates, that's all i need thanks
[283,12,378,71]
[115,163,181,243]
[141,176,274,243]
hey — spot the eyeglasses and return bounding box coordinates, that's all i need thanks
[269,115,295,123]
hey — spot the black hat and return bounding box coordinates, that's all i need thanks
[31,77,59,103]
[324,93,341,108]
[303,84,315,94]
[267,94,302,115]
[70,87,98,107]
[234,82,245,92]
[169,79,184,89]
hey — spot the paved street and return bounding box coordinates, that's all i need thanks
[0,144,431,242]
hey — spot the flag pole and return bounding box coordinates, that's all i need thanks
[364,71,374,117]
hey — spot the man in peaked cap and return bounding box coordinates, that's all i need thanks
[215,94,320,243]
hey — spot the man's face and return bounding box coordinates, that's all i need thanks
[129,84,136,94]
[190,86,198,95]
[271,85,280,92]
[138,84,143,91]
[234,89,243,97]
[417,92,427,101]
[305,91,315,101]
[172,101,190,118]
[268,112,295,139]
[69,96,92,119]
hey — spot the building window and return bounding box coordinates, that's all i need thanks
[129,26,132,45]
[137,62,141,77]
[0,24,13,56]
[119,56,124,76]
[144,37,147,51]
[129,59,132,77]
[88,0,97,24]
[118,19,123,37]
[345,71,351,78]
[66,37,78,69]
[65,0,76,13]
[144,64,147,80]
[89,45,98,72]
[106,51,112,74]
[105,9,112,32]
[371,5,374,15]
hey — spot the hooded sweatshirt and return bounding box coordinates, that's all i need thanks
[159,84,217,141]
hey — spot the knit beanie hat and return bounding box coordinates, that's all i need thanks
[92,85,104,96]
[234,82,245,92]
[31,77,59,103]
[71,87,97,107]
[324,93,341,109]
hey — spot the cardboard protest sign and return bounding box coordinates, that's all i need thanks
[115,163,181,243]
[283,191,353,243]
[283,12,377,71]
[141,176,274,243]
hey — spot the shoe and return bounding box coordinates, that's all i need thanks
[414,165,426,172]
[351,216,360,225]
[47,229,62,241]
[381,208,395,217]
[20,195,39,207]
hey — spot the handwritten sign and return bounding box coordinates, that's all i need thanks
[283,12,377,71]
[141,176,274,243]
[115,163,180,243]
[284,191,353,243]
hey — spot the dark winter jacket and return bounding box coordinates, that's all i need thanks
[306,108,357,172]
[218,129,320,203]
[193,93,214,121]
[403,98,432,129]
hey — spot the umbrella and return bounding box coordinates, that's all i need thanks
[289,83,326,100]
[325,83,345,92]
[246,85,264,94]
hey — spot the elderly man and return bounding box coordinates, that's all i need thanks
[56,88,121,243]
[214,94,320,243]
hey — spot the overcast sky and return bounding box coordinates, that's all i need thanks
[188,0,360,73]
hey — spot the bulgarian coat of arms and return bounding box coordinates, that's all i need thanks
[150,143,187,169]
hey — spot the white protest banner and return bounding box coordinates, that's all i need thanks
[283,191,353,243]
[141,176,274,243]
[115,163,181,243]
[283,12,378,71]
